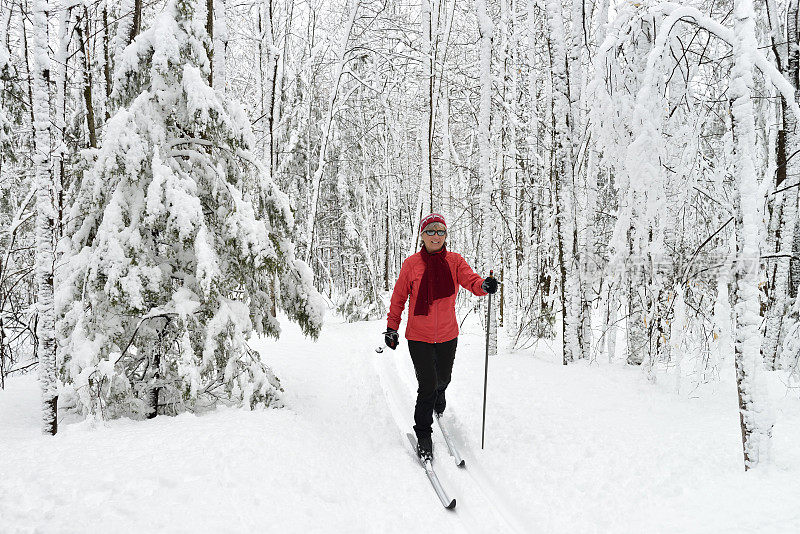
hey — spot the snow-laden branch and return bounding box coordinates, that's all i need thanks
[0,187,36,298]
[650,2,800,121]
[0,187,35,240]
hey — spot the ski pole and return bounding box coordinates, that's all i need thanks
[481,269,492,450]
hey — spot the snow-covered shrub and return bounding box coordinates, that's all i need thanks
[335,288,384,323]
[55,0,324,419]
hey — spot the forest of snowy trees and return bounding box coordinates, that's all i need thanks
[1,0,799,473]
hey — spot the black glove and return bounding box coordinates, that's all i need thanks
[384,328,399,350]
[481,276,498,294]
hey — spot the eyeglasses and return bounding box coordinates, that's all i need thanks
[423,230,446,236]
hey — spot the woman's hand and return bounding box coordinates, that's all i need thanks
[384,328,399,350]
[481,276,498,294]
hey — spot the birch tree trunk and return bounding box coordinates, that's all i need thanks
[444,87,465,225]
[607,293,618,362]
[476,0,496,355]
[476,0,492,272]
[792,215,800,298]
[546,0,581,363]
[440,88,452,220]
[31,0,57,435]
[571,0,592,358]
[437,0,455,222]
[730,0,773,470]
[526,0,543,338]
[53,5,72,241]
[504,0,520,334]
[407,174,425,257]
[626,228,647,365]
[259,0,278,176]
[421,0,434,210]
[384,164,391,291]
[101,6,111,120]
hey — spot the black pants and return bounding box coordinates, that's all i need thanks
[408,337,458,439]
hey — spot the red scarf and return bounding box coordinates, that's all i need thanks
[414,245,455,316]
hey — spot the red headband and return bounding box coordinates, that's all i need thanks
[420,213,446,231]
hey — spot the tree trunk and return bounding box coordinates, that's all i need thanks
[207,0,227,91]
[77,9,97,148]
[763,0,800,368]
[476,0,496,355]
[259,0,278,176]
[731,0,774,470]
[792,215,800,297]
[421,0,434,211]
[626,224,648,366]
[207,0,214,87]
[546,0,581,363]
[1,317,6,389]
[148,351,161,419]
[570,0,590,359]
[21,2,35,149]
[272,0,293,176]
[606,292,618,363]
[385,182,390,291]
[53,5,72,241]
[526,0,544,338]
[499,0,519,333]
[129,0,142,44]
[31,0,57,435]
[440,88,452,220]
[102,6,111,120]
[476,0,492,272]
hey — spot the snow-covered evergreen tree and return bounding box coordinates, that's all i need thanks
[56,0,324,419]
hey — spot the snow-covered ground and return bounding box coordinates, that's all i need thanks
[1,314,798,533]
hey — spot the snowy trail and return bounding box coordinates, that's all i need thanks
[0,318,469,533]
[2,314,799,532]
[373,343,525,533]
[388,353,528,533]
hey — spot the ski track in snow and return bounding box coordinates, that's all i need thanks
[374,341,526,532]
[1,314,799,533]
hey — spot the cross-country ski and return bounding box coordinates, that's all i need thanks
[407,432,457,509]
[436,413,465,468]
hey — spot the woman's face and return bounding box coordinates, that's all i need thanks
[421,222,447,252]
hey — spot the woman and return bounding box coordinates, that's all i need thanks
[383,213,498,461]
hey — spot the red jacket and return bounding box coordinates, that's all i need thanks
[387,249,486,343]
